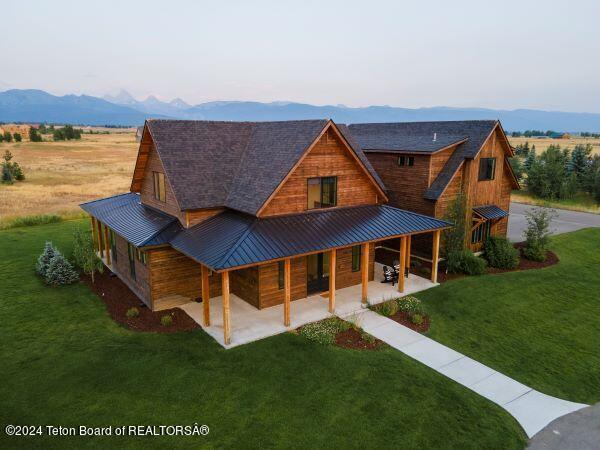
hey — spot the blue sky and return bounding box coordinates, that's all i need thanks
[2,0,599,112]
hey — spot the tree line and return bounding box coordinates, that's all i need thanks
[511,142,600,204]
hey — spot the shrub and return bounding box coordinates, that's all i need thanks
[13,133,22,142]
[161,315,173,327]
[126,307,140,318]
[29,128,42,142]
[447,250,487,275]
[397,296,424,315]
[45,253,79,286]
[411,314,424,325]
[36,242,57,278]
[361,331,376,344]
[523,207,556,262]
[298,317,344,345]
[484,236,519,269]
[72,228,103,283]
[442,193,467,256]
[377,300,399,317]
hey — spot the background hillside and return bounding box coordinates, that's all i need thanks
[2,89,600,131]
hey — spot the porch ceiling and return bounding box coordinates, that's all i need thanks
[170,205,452,271]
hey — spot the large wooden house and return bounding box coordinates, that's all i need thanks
[81,119,450,344]
[348,120,520,251]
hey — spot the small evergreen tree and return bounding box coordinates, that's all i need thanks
[522,207,556,262]
[45,253,79,286]
[13,133,22,142]
[3,131,12,142]
[0,133,4,143]
[568,144,592,181]
[72,228,103,283]
[36,242,58,278]
[524,147,536,172]
[1,164,13,183]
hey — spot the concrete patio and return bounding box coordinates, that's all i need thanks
[179,263,437,348]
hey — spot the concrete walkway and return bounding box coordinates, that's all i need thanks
[355,309,588,438]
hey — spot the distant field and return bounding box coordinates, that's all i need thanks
[0,132,138,224]
[509,136,600,155]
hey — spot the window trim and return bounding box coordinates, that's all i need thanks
[478,158,496,181]
[307,176,338,210]
[153,171,166,202]
[351,245,361,272]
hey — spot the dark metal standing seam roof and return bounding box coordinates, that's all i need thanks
[80,193,180,247]
[169,205,452,271]
[472,205,509,220]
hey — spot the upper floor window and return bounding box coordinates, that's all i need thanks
[307,176,337,210]
[153,171,166,202]
[397,155,414,167]
[478,158,496,181]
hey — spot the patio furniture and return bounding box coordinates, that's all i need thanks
[382,265,398,286]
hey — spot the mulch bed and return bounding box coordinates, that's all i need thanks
[335,328,384,350]
[81,270,199,333]
[387,311,430,333]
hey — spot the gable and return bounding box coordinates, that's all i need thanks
[259,124,384,217]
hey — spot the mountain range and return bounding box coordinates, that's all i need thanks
[1,88,599,132]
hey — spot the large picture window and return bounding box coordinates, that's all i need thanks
[478,158,496,181]
[153,171,166,202]
[127,243,136,280]
[351,245,361,272]
[307,176,337,210]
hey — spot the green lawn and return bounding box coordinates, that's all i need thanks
[0,220,525,449]
[421,228,600,405]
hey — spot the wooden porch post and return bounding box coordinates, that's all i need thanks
[284,258,291,326]
[97,220,104,258]
[328,250,336,313]
[405,235,412,275]
[222,271,231,345]
[398,236,407,293]
[104,225,111,265]
[431,230,441,283]
[361,243,369,305]
[201,265,210,326]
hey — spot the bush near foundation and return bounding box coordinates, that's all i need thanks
[484,236,519,269]
[298,317,347,345]
[447,250,487,275]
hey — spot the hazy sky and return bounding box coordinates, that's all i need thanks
[2,0,600,112]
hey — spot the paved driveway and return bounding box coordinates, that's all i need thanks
[508,202,600,242]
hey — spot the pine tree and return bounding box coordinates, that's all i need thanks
[45,253,79,286]
[36,242,58,278]
[524,147,536,171]
[569,144,592,181]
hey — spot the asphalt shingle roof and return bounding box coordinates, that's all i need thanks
[348,120,499,200]
[80,193,181,247]
[145,119,385,216]
[170,205,451,271]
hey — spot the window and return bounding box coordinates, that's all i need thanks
[351,245,361,272]
[153,171,166,202]
[478,158,496,181]
[278,261,284,290]
[127,243,136,280]
[307,177,337,210]
[136,248,147,266]
[397,156,414,167]
[471,220,492,244]
[109,229,117,263]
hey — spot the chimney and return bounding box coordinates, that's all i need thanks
[433,132,437,142]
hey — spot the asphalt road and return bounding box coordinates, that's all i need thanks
[508,202,600,242]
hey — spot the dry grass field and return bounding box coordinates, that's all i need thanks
[509,136,600,155]
[0,132,138,225]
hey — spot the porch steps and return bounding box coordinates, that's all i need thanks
[154,294,192,311]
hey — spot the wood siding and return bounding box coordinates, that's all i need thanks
[185,208,224,227]
[231,267,259,308]
[366,153,434,216]
[149,247,203,303]
[260,129,381,217]
[257,244,375,309]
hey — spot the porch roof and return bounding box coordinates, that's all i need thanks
[80,193,181,247]
[473,204,509,220]
[170,205,452,271]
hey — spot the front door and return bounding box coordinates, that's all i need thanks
[306,253,330,295]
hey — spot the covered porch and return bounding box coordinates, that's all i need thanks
[180,263,437,348]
